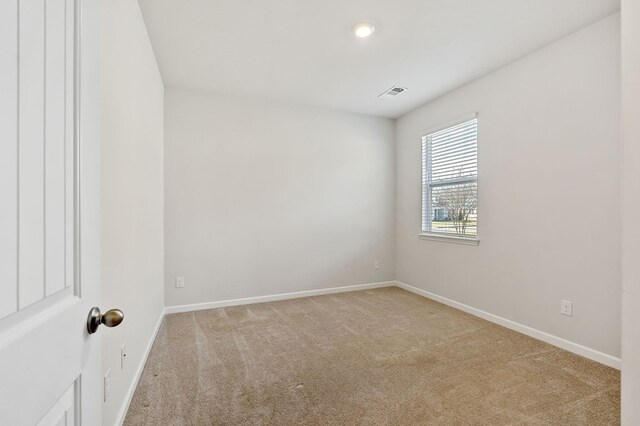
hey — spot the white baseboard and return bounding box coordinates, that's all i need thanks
[395,281,621,370]
[114,307,166,426]
[165,281,396,314]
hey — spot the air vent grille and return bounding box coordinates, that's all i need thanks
[378,86,407,98]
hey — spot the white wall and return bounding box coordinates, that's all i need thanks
[621,1,640,423]
[101,0,164,424]
[164,88,395,307]
[395,15,621,357]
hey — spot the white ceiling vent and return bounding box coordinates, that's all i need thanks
[378,86,407,98]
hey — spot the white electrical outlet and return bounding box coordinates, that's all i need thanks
[374,260,380,269]
[121,344,127,370]
[175,276,185,288]
[560,300,573,317]
[104,369,111,402]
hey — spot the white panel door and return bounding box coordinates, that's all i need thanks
[0,0,102,424]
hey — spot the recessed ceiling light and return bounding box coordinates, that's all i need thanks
[352,22,375,38]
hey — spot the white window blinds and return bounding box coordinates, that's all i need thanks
[422,118,478,237]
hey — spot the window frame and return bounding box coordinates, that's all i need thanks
[419,113,480,245]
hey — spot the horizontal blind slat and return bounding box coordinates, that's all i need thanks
[430,130,477,146]
[431,138,476,153]
[432,152,477,168]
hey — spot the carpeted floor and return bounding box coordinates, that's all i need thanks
[124,287,620,425]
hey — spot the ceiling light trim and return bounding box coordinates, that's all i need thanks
[352,22,376,38]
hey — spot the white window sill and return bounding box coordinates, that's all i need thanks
[418,233,480,246]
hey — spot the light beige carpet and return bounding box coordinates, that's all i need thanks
[124,287,619,425]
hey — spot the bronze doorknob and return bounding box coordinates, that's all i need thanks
[87,307,124,334]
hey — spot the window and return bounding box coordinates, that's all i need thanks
[422,117,478,239]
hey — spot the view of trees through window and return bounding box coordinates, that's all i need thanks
[431,182,477,236]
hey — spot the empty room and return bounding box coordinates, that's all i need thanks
[2,0,640,425]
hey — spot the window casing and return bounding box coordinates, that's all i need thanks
[422,117,478,238]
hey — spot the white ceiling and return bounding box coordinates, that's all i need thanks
[138,0,619,119]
